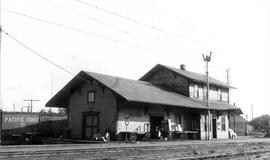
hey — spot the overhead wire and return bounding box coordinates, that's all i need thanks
[3,9,138,48]
[47,0,210,49]
[4,1,211,58]
[46,0,147,41]
[2,29,89,82]
[75,0,211,50]
[76,0,180,38]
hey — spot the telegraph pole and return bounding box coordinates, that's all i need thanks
[251,104,254,131]
[202,51,212,140]
[24,99,39,112]
[0,0,2,110]
[13,103,15,112]
[226,69,230,85]
[251,104,253,121]
[22,103,30,112]
[226,69,230,103]
[51,71,54,97]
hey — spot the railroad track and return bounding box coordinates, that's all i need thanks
[1,141,270,159]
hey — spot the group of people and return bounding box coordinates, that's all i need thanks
[92,130,110,142]
[156,127,171,141]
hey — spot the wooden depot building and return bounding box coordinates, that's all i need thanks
[46,64,242,140]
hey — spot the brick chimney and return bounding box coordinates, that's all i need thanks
[180,64,186,71]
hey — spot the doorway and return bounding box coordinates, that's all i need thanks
[82,112,99,139]
[212,118,217,138]
[150,116,163,139]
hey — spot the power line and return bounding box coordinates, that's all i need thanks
[0,0,2,110]
[46,0,146,41]
[2,29,86,81]
[76,0,212,50]
[3,9,137,48]
[76,0,180,38]
[226,68,231,103]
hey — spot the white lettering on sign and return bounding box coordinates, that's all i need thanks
[4,116,39,123]
[26,117,39,123]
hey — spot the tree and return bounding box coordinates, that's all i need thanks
[249,114,270,132]
[58,108,67,114]
[40,109,46,113]
[48,108,54,113]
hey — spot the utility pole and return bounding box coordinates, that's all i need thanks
[0,0,2,146]
[51,71,54,97]
[251,104,253,121]
[22,103,30,112]
[50,71,54,112]
[0,0,2,110]
[24,99,39,113]
[13,103,15,112]
[202,51,212,140]
[251,104,254,131]
[226,69,231,103]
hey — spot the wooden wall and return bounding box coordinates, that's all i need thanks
[189,84,229,103]
[200,112,229,140]
[148,69,189,96]
[68,80,117,139]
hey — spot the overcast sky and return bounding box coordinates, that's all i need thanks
[1,0,269,119]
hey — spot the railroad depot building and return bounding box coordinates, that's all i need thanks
[46,64,242,140]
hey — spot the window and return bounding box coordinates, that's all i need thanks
[221,116,226,131]
[209,89,217,101]
[198,86,203,100]
[194,85,199,98]
[189,85,194,98]
[203,86,207,100]
[204,115,207,131]
[200,115,206,131]
[218,89,222,101]
[87,91,95,103]
[222,91,228,102]
[179,114,182,125]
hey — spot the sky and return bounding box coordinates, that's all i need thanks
[1,0,269,119]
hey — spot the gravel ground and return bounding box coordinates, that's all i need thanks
[1,136,270,160]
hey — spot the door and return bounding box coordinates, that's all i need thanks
[212,118,217,138]
[83,113,99,139]
[150,116,163,139]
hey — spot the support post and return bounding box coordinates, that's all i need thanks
[203,52,212,140]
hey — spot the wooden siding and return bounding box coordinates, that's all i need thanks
[200,112,229,140]
[149,69,189,96]
[141,67,229,103]
[189,83,229,103]
[116,105,166,134]
[68,80,117,139]
[215,114,229,139]
[117,105,203,139]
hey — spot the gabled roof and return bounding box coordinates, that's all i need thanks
[46,70,241,113]
[140,64,235,89]
[84,71,207,109]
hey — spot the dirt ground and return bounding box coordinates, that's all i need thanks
[1,136,270,160]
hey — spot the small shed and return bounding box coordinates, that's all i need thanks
[229,115,252,136]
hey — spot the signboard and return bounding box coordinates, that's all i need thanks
[217,122,221,130]
[2,113,39,130]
